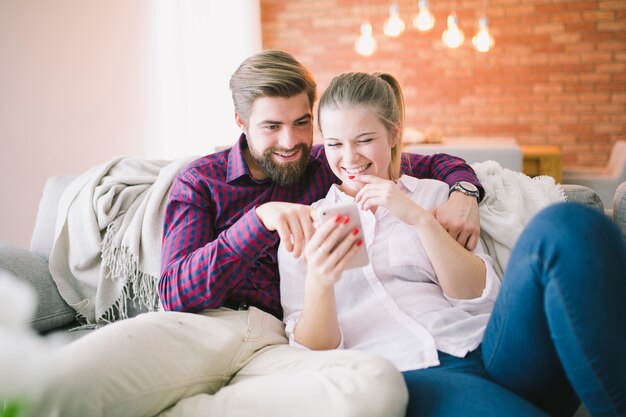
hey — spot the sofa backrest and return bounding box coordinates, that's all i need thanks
[560,184,604,212]
[30,176,76,260]
[29,176,620,261]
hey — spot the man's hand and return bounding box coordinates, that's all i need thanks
[432,192,480,250]
[255,202,314,258]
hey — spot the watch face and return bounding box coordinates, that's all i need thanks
[459,181,478,193]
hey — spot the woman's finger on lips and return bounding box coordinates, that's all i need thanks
[356,184,383,204]
[355,174,383,184]
[355,183,372,198]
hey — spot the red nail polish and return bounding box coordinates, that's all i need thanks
[348,175,355,180]
[335,215,342,223]
[356,239,363,246]
[342,216,350,224]
[352,227,359,235]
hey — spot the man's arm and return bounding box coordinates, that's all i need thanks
[403,152,483,250]
[403,152,484,198]
[159,172,276,312]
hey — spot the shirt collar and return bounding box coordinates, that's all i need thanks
[226,134,269,184]
[326,183,352,203]
[397,174,419,193]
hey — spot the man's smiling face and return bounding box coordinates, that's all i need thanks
[238,92,313,186]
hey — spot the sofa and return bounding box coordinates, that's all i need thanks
[1,173,625,417]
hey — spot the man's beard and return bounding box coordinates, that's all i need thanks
[248,142,311,186]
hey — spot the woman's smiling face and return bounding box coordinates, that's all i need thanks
[320,106,396,196]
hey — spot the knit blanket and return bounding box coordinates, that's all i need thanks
[49,156,195,326]
[472,160,566,280]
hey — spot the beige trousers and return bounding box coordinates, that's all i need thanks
[33,307,407,417]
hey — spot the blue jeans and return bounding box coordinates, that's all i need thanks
[403,202,626,417]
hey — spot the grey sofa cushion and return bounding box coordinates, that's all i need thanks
[561,184,604,212]
[0,241,76,333]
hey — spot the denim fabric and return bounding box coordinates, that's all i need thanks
[404,203,626,417]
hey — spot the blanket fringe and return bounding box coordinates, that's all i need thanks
[98,223,161,325]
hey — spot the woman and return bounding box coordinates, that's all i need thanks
[278,72,626,417]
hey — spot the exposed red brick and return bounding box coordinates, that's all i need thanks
[261,0,626,167]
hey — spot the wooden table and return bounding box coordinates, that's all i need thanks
[521,145,562,183]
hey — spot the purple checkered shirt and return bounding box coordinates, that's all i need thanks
[160,135,483,318]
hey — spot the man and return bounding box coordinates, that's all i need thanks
[36,50,483,417]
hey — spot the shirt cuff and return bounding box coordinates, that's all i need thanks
[222,207,278,261]
[284,314,345,350]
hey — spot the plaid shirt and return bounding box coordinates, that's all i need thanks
[160,135,483,318]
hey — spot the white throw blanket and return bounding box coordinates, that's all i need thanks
[472,160,566,279]
[49,156,195,326]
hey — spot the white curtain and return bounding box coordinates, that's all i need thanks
[148,0,261,159]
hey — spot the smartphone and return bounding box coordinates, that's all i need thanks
[315,202,370,270]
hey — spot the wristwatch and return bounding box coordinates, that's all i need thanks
[449,181,480,202]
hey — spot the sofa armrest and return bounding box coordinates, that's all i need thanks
[0,241,76,333]
[30,175,76,261]
[561,184,604,212]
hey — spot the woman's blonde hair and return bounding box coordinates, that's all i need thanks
[317,72,405,180]
[229,50,317,125]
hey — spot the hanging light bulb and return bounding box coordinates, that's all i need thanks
[442,13,464,49]
[355,21,377,57]
[472,16,495,52]
[383,3,406,37]
[413,0,435,32]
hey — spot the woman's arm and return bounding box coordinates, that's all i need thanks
[292,213,363,349]
[403,153,483,250]
[355,175,486,299]
[295,276,342,349]
[409,212,486,299]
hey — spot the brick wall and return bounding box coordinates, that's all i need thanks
[260,0,626,167]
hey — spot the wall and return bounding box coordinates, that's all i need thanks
[0,0,152,249]
[260,0,626,166]
[1,0,622,247]
[0,1,261,248]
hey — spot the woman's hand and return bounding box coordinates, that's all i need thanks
[353,174,480,250]
[295,212,362,349]
[305,213,363,287]
[354,175,429,225]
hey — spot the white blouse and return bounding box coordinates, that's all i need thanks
[279,175,500,371]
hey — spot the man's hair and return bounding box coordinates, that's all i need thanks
[229,50,317,124]
[318,72,405,181]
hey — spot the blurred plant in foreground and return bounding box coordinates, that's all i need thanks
[0,272,64,417]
